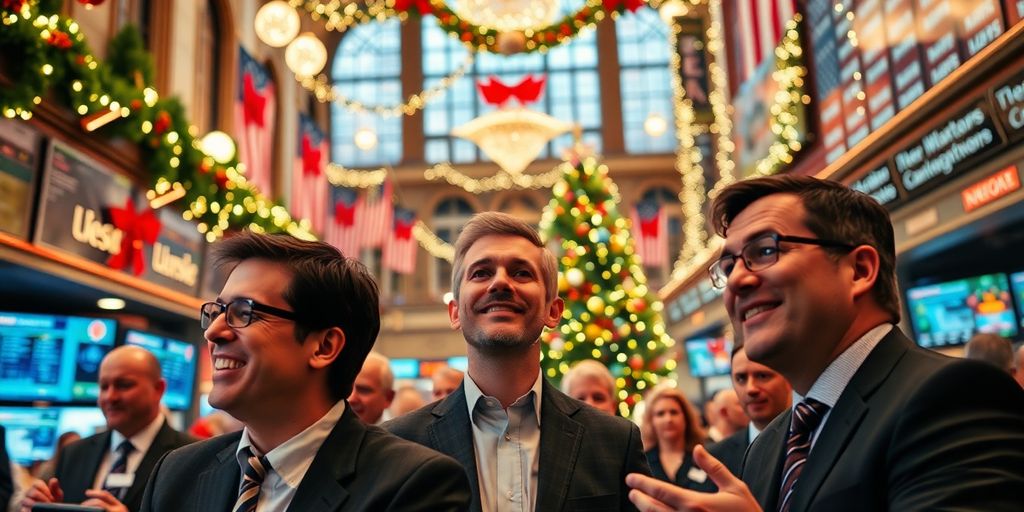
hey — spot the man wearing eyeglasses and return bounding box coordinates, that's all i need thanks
[140,232,471,511]
[626,175,1024,512]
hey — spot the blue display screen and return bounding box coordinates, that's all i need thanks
[906,272,1018,348]
[684,336,733,378]
[124,330,197,411]
[0,312,116,402]
[1011,271,1024,331]
[0,406,106,465]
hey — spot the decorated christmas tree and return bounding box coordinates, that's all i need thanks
[540,157,676,417]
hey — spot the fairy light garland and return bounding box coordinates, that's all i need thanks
[325,163,389,188]
[705,0,735,197]
[413,220,455,261]
[751,14,809,177]
[423,161,568,193]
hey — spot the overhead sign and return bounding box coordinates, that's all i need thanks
[960,165,1021,212]
[0,119,42,240]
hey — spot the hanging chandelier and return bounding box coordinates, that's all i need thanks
[451,0,561,32]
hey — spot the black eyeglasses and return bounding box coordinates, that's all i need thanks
[200,298,297,329]
[709,233,857,289]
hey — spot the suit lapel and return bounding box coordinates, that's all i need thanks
[536,381,584,512]
[121,420,173,507]
[195,437,243,512]
[789,330,911,512]
[744,412,788,511]
[427,385,481,512]
[287,408,358,511]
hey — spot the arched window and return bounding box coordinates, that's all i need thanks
[617,8,675,154]
[432,197,475,295]
[639,186,682,287]
[496,194,541,227]
[331,18,403,167]
[421,14,602,164]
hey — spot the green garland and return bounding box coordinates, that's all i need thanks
[0,1,313,241]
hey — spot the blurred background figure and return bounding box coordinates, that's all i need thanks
[965,333,1015,377]
[561,359,619,415]
[348,352,395,425]
[390,384,427,418]
[31,432,80,481]
[430,365,464,401]
[2,426,12,512]
[1015,344,1024,389]
[706,388,748,442]
[640,386,713,492]
[187,410,243,440]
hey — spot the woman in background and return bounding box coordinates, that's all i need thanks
[640,385,714,492]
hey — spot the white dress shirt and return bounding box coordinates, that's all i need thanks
[92,412,166,491]
[235,400,347,512]
[464,371,543,512]
[795,323,893,451]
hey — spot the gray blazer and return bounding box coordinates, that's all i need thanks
[741,329,1024,511]
[140,406,471,511]
[384,378,651,512]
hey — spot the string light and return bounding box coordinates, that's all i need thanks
[423,161,567,193]
[750,14,808,177]
[325,163,388,188]
[413,220,455,261]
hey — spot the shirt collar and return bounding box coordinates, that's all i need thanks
[747,422,762,444]
[236,400,347,488]
[795,323,893,408]
[464,370,543,424]
[111,412,165,455]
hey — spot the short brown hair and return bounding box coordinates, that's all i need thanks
[709,175,900,322]
[641,386,706,452]
[212,232,380,400]
[450,212,558,302]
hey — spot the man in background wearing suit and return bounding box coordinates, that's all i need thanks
[627,175,1024,511]
[706,345,791,477]
[386,212,650,511]
[20,346,194,512]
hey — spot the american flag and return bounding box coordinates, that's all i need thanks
[731,0,797,84]
[292,114,328,233]
[234,47,276,196]
[383,207,417,274]
[630,199,668,268]
[324,185,362,257]
[806,0,848,163]
[357,180,393,249]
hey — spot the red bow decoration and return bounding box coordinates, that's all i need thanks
[477,75,546,107]
[242,72,266,128]
[46,30,72,49]
[602,0,644,13]
[393,0,432,15]
[301,134,322,177]
[106,197,162,276]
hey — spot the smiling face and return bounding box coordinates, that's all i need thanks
[722,194,857,386]
[449,234,563,354]
[98,347,165,438]
[731,348,791,430]
[204,258,320,423]
[651,397,686,448]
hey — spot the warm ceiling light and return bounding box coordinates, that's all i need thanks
[644,112,668,138]
[285,32,328,78]
[97,298,126,310]
[254,1,301,48]
[199,130,237,164]
[354,127,378,150]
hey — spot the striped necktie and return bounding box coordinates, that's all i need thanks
[103,440,134,500]
[234,447,271,512]
[777,398,830,512]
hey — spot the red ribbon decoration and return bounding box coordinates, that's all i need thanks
[602,0,644,13]
[242,72,266,128]
[393,0,432,15]
[301,134,322,177]
[477,75,546,107]
[106,197,162,277]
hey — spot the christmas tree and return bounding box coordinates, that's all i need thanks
[540,157,676,417]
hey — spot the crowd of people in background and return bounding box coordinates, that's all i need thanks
[2,175,1023,512]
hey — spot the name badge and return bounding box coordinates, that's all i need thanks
[687,466,708,484]
[105,473,134,489]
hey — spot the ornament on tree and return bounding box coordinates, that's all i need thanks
[153,110,171,135]
[46,30,72,49]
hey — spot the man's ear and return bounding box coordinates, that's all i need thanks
[309,327,346,370]
[849,245,880,301]
[448,299,461,330]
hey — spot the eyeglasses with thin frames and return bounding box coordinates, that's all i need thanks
[708,233,857,289]
[200,298,297,329]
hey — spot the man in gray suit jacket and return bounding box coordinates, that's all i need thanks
[386,212,650,512]
[141,233,470,511]
[20,346,194,512]
[626,176,1024,511]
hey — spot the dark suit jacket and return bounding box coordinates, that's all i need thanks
[741,329,1024,511]
[54,419,193,512]
[645,447,715,493]
[705,428,750,488]
[384,379,652,512]
[140,405,471,511]
[0,426,13,512]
